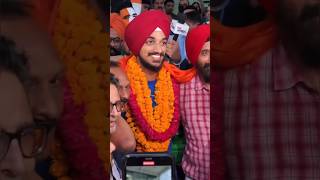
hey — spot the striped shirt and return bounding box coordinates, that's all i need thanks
[223,45,320,179]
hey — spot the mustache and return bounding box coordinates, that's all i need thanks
[148,52,165,57]
[300,4,320,22]
[203,63,210,70]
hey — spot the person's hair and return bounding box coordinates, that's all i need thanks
[142,0,152,5]
[0,36,29,82]
[184,6,202,24]
[0,0,33,17]
[164,0,174,5]
[110,73,119,87]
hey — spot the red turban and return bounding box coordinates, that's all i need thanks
[124,10,170,56]
[186,24,210,65]
[110,13,126,40]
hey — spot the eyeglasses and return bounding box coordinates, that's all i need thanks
[0,122,55,161]
[111,37,122,44]
[110,100,126,112]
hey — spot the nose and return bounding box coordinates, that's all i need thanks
[0,140,25,178]
[153,43,163,54]
[33,85,60,121]
[119,89,130,101]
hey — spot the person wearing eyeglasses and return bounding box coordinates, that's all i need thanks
[0,36,54,180]
[110,75,126,180]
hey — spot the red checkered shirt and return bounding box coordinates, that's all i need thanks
[223,45,320,180]
[180,74,210,180]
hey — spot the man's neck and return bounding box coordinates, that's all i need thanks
[137,58,158,81]
[198,75,210,90]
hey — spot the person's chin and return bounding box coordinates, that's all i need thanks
[110,126,117,134]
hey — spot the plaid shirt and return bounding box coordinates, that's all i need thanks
[180,75,210,180]
[223,45,320,180]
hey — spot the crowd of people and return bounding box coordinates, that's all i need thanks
[109,0,210,179]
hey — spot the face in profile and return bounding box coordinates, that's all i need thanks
[110,84,121,134]
[277,0,320,68]
[197,41,210,83]
[2,18,64,124]
[0,71,47,180]
[110,67,130,102]
[139,30,167,72]
[2,18,64,159]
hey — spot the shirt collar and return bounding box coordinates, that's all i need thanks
[194,74,210,91]
[273,45,305,91]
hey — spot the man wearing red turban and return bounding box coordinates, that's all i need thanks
[181,24,210,180]
[121,10,182,154]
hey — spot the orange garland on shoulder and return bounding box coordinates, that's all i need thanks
[125,56,176,152]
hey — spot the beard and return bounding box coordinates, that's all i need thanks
[277,3,320,69]
[197,62,210,83]
[139,52,165,72]
[178,5,187,13]
[110,47,122,56]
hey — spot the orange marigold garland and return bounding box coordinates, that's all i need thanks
[51,0,108,178]
[125,56,180,152]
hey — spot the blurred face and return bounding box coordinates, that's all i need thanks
[154,0,164,10]
[141,3,151,12]
[2,18,64,123]
[2,18,64,158]
[179,0,189,12]
[110,67,130,102]
[110,84,121,134]
[110,28,123,56]
[192,2,200,12]
[277,0,320,69]
[196,41,210,83]
[165,2,175,14]
[138,30,167,72]
[0,71,34,180]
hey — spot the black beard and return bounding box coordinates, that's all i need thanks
[138,54,164,72]
[110,47,122,56]
[277,3,320,69]
[178,5,185,13]
[197,62,210,83]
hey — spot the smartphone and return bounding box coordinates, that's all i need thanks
[122,152,176,180]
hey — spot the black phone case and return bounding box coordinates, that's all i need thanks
[122,152,177,180]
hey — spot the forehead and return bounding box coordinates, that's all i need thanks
[0,71,32,132]
[110,84,120,102]
[110,28,119,38]
[1,18,62,79]
[148,30,166,40]
[201,41,210,50]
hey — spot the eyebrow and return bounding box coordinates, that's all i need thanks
[146,37,168,41]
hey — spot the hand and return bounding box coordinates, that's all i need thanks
[166,40,181,63]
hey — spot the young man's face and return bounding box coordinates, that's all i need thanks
[0,71,35,179]
[138,30,167,72]
[196,41,210,83]
[154,0,164,10]
[165,2,175,14]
